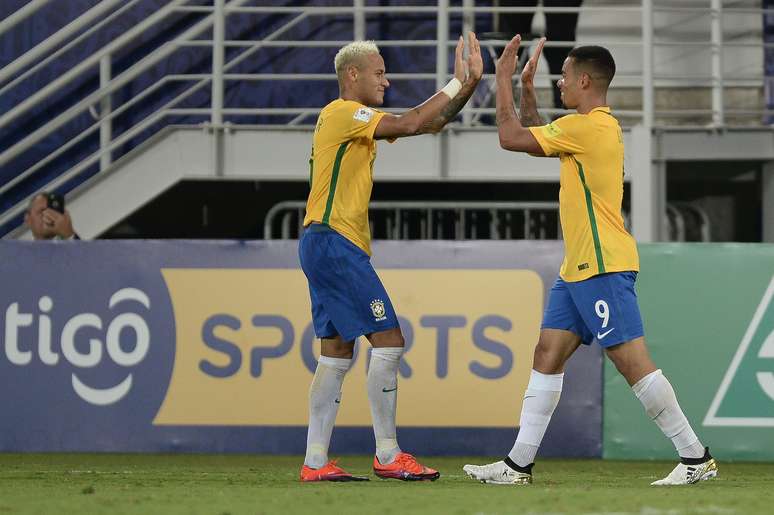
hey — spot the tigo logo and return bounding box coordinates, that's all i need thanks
[4,288,152,406]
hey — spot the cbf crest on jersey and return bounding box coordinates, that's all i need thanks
[370,298,387,321]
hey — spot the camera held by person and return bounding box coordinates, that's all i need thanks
[24,191,79,240]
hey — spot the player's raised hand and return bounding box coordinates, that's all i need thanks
[453,35,467,83]
[465,31,483,82]
[496,34,522,79]
[521,37,546,87]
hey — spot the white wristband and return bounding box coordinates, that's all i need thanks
[440,77,462,99]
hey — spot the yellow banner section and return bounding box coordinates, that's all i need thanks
[154,269,542,427]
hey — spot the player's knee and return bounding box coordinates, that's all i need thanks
[325,348,354,359]
[368,328,404,348]
[607,347,656,386]
[321,338,355,359]
[606,352,628,374]
[380,333,404,348]
[532,342,567,374]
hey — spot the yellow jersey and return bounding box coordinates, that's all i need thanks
[528,106,639,282]
[303,99,387,255]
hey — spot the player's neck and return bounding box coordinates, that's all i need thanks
[339,88,366,105]
[575,95,608,115]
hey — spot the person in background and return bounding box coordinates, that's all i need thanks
[24,191,79,240]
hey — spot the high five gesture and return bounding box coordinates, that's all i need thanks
[455,31,484,84]
[520,37,546,87]
[493,34,544,153]
[521,37,547,126]
[373,31,483,138]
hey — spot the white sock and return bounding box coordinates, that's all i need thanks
[367,347,403,464]
[508,369,564,467]
[304,356,351,468]
[632,369,705,459]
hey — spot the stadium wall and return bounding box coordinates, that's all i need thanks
[2,241,772,460]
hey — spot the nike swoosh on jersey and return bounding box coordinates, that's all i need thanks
[382,387,397,393]
[597,328,615,339]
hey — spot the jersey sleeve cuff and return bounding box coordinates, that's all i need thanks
[528,126,553,156]
[367,111,387,141]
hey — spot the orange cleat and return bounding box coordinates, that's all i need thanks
[373,452,440,481]
[300,460,369,482]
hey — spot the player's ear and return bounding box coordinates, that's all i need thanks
[580,71,592,89]
[346,64,358,82]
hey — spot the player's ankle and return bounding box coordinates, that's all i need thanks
[376,447,400,465]
[680,446,712,465]
[504,456,534,474]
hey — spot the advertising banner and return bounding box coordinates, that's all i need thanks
[0,240,602,456]
[603,243,774,461]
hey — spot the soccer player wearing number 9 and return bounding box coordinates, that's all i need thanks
[463,37,717,486]
[298,34,483,482]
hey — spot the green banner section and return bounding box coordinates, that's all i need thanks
[604,243,774,461]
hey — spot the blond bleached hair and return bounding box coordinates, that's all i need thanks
[334,40,380,81]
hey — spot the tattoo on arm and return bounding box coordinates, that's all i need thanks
[419,82,479,133]
[519,86,545,127]
[496,101,518,127]
[495,77,519,128]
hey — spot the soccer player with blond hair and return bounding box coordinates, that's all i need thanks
[463,36,718,486]
[299,33,483,482]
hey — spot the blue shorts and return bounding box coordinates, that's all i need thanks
[541,271,644,347]
[298,224,400,342]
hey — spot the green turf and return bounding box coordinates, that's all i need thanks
[0,454,771,514]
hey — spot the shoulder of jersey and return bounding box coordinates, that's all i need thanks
[322,98,346,112]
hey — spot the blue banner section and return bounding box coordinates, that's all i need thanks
[0,240,602,457]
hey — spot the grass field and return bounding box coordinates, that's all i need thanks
[0,454,772,515]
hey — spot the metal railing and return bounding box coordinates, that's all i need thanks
[0,1,768,235]
[264,200,562,241]
[264,200,710,242]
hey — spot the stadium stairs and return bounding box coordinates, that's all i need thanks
[1,1,773,241]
